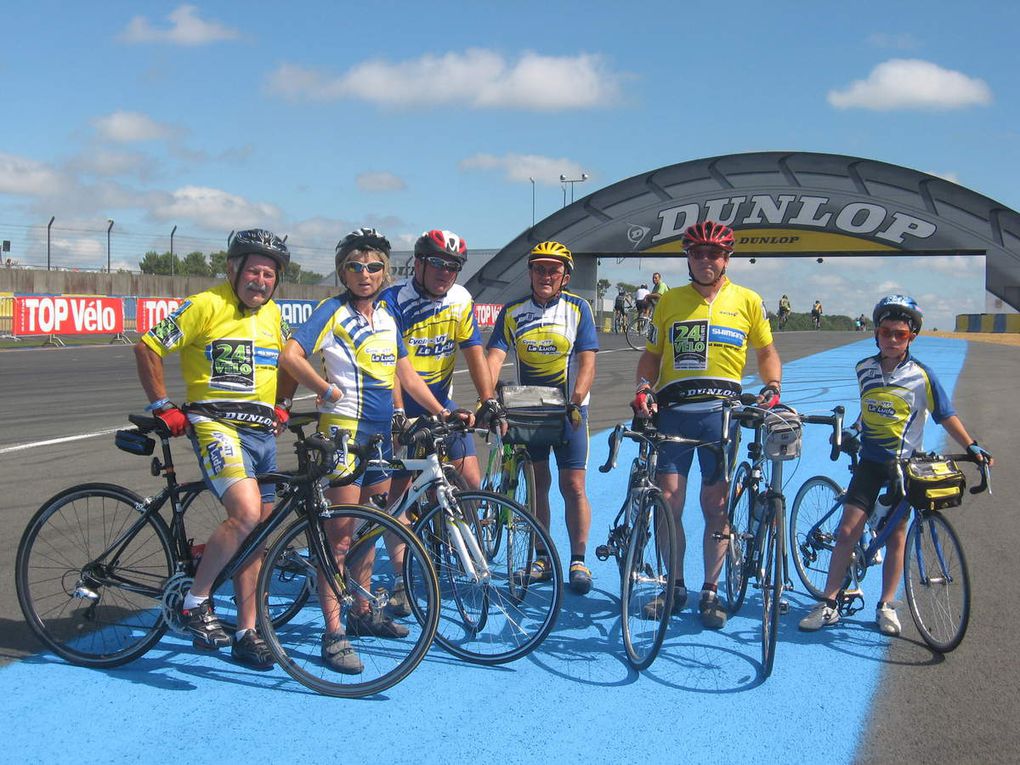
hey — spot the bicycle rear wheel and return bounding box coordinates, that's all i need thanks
[904,512,970,652]
[15,483,173,667]
[724,462,754,614]
[413,491,562,665]
[621,493,677,670]
[258,506,439,698]
[626,316,651,351]
[790,476,843,599]
[761,504,783,677]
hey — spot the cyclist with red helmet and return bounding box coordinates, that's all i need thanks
[135,228,297,670]
[632,220,782,628]
[799,295,992,636]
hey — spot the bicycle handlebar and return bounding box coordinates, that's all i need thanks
[598,421,723,478]
[940,452,992,496]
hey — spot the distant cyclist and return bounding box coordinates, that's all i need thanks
[134,228,296,671]
[778,294,791,330]
[799,295,992,636]
[613,287,631,332]
[811,299,823,330]
[634,284,651,317]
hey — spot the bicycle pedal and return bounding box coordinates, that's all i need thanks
[594,544,611,561]
[779,599,790,615]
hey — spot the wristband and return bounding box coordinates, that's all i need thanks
[145,397,171,413]
[277,397,293,411]
[323,383,339,402]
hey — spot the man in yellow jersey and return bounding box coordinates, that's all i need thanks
[632,220,782,629]
[135,229,296,669]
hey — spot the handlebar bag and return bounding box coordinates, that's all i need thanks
[498,385,568,449]
[906,455,966,511]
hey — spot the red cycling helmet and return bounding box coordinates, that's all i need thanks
[682,220,735,253]
[415,229,468,263]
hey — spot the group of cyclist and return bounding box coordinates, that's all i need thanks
[134,217,992,674]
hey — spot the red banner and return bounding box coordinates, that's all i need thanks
[136,297,185,334]
[12,296,124,336]
[474,303,502,328]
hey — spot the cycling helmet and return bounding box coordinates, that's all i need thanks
[682,220,735,253]
[335,227,391,271]
[528,241,573,272]
[226,229,290,270]
[872,294,923,334]
[415,229,467,263]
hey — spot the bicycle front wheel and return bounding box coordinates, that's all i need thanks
[621,493,677,670]
[258,506,440,698]
[15,483,174,667]
[904,512,970,652]
[626,316,650,351]
[413,491,562,665]
[790,476,843,599]
[761,504,783,677]
[724,462,754,614]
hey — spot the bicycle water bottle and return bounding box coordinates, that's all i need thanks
[870,495,893,532]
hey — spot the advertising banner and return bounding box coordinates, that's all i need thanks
[136,297,185,334]
[277,299,320,329]
[474,303,502,328]
[12,296,124,336]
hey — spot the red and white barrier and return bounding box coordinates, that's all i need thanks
[12,296,124,336]
[474,303,502,329]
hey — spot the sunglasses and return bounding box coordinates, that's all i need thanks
[344,260,386,274]
[878,327,912,341]
[687,249,729,261]
[420,255,462,273]
[529,264,565,277]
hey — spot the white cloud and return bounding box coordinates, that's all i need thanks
[356,172,407,192]
[150,186,281,231]
[828,59,992,111]
[0,152,66,196]
[459,153,588,185]
[266,49,623,111]
[119,4,239,46]
[69,149,155,179]
[93,111,176,142]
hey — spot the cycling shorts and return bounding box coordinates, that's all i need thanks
[318,414,393,488]
[844,459,889,516]
[189,420,277,502]
[526,405,589,470]
[655,402,736,483]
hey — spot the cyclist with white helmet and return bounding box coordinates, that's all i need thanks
[135,228,297,670]
[632,220,782,629]
[800,295,992,636]
[486,241,599,595]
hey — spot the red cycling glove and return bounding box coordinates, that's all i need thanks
[156,405,188,437]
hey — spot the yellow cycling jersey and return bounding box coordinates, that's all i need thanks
[141,281,287,427]
[648,278,772,404]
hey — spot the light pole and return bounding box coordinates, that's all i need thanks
[529,177,535,226]
[47,216,55,271]
[170,224,177,277]
[559,172,589,205]
[106,219,114,273]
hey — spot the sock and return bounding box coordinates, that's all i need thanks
[570,555,585,565]
[235,629,250,642]
[701,582,718,595]
[183,592,208,611]
[673,578,686,590]
[824,597,838,609]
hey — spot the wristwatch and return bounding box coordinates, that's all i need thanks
[277,397,293,410]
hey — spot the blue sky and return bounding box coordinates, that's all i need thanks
[1,1,1017,328]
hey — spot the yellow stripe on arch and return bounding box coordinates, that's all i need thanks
[643,228,899,254]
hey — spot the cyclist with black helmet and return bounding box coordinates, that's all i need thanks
[799,294,992,636]
[486,241,599,595]
[134,228,297,670]
[280,227,454,672]
[632,220,782,629]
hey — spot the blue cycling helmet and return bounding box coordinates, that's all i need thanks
[873,294,923,334]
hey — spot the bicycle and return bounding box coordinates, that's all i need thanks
[777,309,790,331]
[16,412,441,698]
[720,398,845,677]
[481,432,536,517]
[380,416,562,665]
[790,448,990,652]
[595,419,725,669]
[626,309,652,351]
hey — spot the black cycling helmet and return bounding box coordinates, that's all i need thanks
[335,227,391,272]
[415,229,467,263]
[873,294,923,334]
[227,229,290,270]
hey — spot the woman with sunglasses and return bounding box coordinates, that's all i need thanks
[800,294,993,637]
[280,228,453,673]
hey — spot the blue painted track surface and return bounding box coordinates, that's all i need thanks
[1,338,966,764]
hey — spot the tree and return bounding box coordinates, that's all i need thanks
[180,251,210,277]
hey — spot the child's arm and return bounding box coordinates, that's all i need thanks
[941,415,994,464]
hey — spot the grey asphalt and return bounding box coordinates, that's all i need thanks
[0,330,1016,764]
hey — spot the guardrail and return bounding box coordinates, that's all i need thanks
[955,313,1020,333]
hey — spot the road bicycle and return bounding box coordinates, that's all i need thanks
[790,447,990,652]
[595,419,724,669]
[16,413,440,698]
[377,417,561,665]
[721,398,845,677]
[625,310,652,351]
[481,433,536,517]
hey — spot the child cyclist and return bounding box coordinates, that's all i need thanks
[798,295,993,636]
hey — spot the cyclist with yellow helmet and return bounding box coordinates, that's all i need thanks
[486,241,599,594]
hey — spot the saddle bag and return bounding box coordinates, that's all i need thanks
[905,455,966,511]
[762,406,803,461]
[498,385,568,449]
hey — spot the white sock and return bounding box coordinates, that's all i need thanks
[235,629,251,642]
[183,592,208,610]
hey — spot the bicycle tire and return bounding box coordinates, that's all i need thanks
[724,462,754,614]
[412,491,562,665]
[16,483,174,668]
[761,503,783,677]
[621,492,677,670]
[789,476,843,599]
[626,316,651,351]
[257,506,440,698]
[904,512,971,653]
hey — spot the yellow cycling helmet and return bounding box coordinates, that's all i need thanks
[528,240,573,272]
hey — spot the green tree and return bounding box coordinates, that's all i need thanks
[180,251,210,277]
[209,250,228,277]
